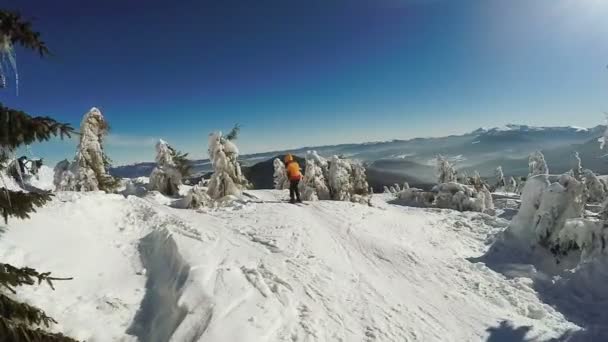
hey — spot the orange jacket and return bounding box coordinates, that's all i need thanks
[285,157,302,181]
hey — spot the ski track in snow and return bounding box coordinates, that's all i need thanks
[0,190,577,341]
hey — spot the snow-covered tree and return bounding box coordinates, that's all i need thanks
[528,151,548,177]
[300,151,370,204]
[495,166,505,189]
[272,158,289,190]
[571,152,583,180]
[583,169,606,203]
[534,174,586,250]
[300,151,330,201]
[436,155,457,183]
[53,107,118,192]
[458,170,470,185]
[206,131,249,200]
[148,139,183,196]
[504,176,518,193]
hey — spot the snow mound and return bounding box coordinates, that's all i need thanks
[0,190,577,341]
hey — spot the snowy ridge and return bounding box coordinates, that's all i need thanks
[0,190,577,341]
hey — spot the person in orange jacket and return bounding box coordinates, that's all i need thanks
[284,154,302,203]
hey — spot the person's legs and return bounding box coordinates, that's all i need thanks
[289,180,296,203]
[294,180,301,202]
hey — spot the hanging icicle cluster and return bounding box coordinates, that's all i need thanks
[0,11,50,93]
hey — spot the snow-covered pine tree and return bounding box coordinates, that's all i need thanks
[149,139,183,196]
[528,150,548,177]
[495,166,505,189]
[534,174,586,252]
[328,156,355,201]
[0,10,77,341]
[583,169,606,203]
[206,127,249,199]
[54,107,119,192]
[459,170,470,185]
[272,158,289,190]
[572,152,583,180]
[300,151,330,201]
[436,155,457,183]
[505,176,518,193]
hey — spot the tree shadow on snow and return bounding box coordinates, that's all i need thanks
[471,234,608,341]
[486,321,534,342]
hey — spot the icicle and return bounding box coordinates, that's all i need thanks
[0,34,18,95]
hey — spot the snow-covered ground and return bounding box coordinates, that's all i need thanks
[0,186,579,341]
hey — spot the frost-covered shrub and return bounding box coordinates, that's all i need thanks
[528,151,548,177]
[436,155,457,183]
[272,158,289,190]
[149,139,183,196]
[53,107,118,192]
[206,131,249,200]
[583,169,607,204]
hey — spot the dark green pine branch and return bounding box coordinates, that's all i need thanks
[0,10,50,57]
[0,103,74,150]
[0,263,73,295]
[224,123,240,141]
[0,190,52,223]
[0,316,78,342]
[0,294,56,327]
[168,146,192,177]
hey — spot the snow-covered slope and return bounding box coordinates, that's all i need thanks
[0,191,576,341]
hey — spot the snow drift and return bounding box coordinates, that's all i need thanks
[0,189,577,341]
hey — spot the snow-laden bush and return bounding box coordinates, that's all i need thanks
[175,184,212,209]
[53,107,118,192]
[534,175,586,250]
[300,151,370,204]
[505,173,588,256]
[395,188,435,207]
[206,131,249,200]
[148,139,183,196]
[528,151,548,177]
[122,177,149,197]
[557,218,606,260]
[433,182,492,213]
[436,155,457,183]
[272,158,289,190]
[583,169,607,204]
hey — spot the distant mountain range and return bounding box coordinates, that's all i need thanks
[110,124,607,189]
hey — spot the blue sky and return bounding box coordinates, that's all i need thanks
[2,0,608,165]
